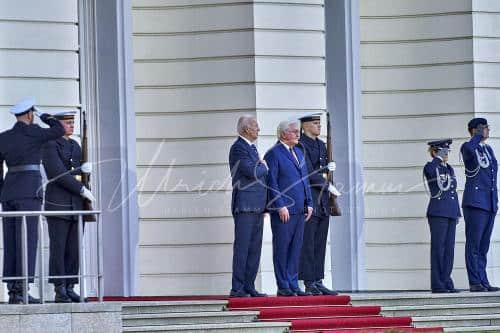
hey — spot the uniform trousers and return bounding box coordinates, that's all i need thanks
[47,217,82,286]
[463,207,495,286]
[299,214,329,282]
[2,198,40,286]
[428,216,456,291]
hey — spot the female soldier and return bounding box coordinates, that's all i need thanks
[423,139,461,293]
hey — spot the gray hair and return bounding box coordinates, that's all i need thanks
[237,115,256,135]
[276,119,299,139]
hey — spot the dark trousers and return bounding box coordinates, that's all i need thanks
[231,213,264,293]
[47,217,82,286]
[271,212,305,290]
[463,207,495,286]
[1,199,40,286]
[428,216,457,291]
[299,214,329,282]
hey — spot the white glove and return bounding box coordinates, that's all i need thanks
[81,162,92,174]
[80,186,96,202]
[327,162,336,172]
[328,183,341,196]
[33,107,42,118]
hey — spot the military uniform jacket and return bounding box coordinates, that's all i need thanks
[0,119,64,202]
[461,133,498,213]
[229,137,268,215]
[297,135,329,217]
[423,157,461,219]
[42,137,84,220]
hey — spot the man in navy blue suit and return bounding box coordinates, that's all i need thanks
[265,119,313,296]
[0,98,64,304]
[228,115,268,297]
[461,118,500,292]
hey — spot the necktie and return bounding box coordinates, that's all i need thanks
[251,144,258,155]
[289,147,299,165]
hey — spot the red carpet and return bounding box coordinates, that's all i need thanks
[226,295,444,333]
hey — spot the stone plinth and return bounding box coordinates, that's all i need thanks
[0,303,121,333]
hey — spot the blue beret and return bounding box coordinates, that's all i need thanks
[10,98,35,115]
[468,118,488,130]
[427,139,452,149]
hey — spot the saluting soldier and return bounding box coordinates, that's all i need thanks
[0,98,64,304]
[423,139,460,293]
[461,118,500,292]
[297,113,337,296]
[42,111,95,302]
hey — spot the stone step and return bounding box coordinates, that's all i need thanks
[122,311,259,327]
[350,292,500,306]
[412,314,500,328]
[444,325,500,332]
[122,322,291,333]
[121,300,227,315]
[382,302,500,317]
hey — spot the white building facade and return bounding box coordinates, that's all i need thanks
[0,0,499,297]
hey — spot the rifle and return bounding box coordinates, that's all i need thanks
[81,109,96,222]
[326,110,341,216]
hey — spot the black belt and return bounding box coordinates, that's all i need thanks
[8,164,40,173]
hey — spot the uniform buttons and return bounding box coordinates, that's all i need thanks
[438,197,441,200]
[452,197,455,200]
[475,187,479,190]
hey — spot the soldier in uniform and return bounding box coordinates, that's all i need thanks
[423,139,460,293]
[461,118,500,292]
[297,113,338,296]
[0,98,64,304]
[42,111,95,302]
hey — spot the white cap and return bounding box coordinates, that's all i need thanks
[52,110,77,119]
[10,98,35,115]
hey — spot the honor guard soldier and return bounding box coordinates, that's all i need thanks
[423,139,460,293]
[0,98,64,304]
[297,113,338,296]
[461,118,500,292]
[42,111,95,302]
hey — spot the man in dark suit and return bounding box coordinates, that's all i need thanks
[265,119,313,296]
[461,118,499,292]
[297,113,338,296]
[228,115,268,297]
[42,111,95,302]
[0,98,64,304]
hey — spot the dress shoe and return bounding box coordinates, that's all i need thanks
[28,295,41,304]
[277,288,295,297]
[8,293,23,304]
[66,285,84,302]
[484,285,500,292]
[304,282,322,296]
[448,288,460,293]
[315,280,338,296]
[246,289,267,297]
[54,285,72,303]
[229,289,249,298]
[470,284,488,292]
[431,289,449,294]
[292,288,312,296]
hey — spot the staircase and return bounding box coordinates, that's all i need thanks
[351,291,500,332]
[120,300,290,332]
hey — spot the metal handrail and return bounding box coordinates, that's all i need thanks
[0,210,103,304]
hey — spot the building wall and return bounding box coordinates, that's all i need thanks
[132,0,330,295]
[360,0,500,290]
[0,0,80,298]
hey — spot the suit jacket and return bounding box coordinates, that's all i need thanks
[42,137,84,221]
[229,137,268,215]
[0,118,64,202]
[298,135,329,217]
[265,142,313,215]
[461,134,498,213]
[423,157,461,219]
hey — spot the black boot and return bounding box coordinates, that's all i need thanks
[316,280,338,296]
[66,284,83,303]
[54,285,71,303]
[304,281,322,296]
